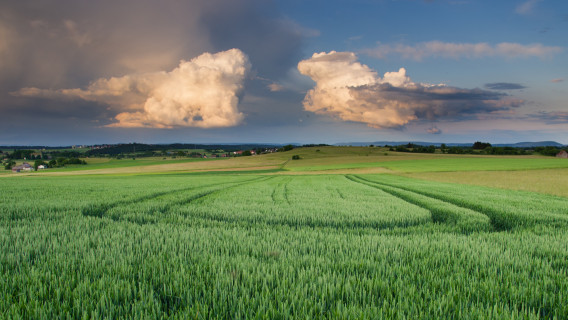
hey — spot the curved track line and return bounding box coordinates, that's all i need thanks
[345,175,493,233]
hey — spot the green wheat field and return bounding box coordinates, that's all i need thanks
[1,147,568,319]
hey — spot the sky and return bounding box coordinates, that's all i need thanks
[1,0,567,145]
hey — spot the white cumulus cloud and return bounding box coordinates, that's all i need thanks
[297,51,523,129]
[14,49,251,128]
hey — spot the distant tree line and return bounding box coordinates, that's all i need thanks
[48,158,87,167]
[2,157,86,171]
[534,146,564,156]
[301,144,330,148]
[1,149,87,170]
[388,143,437,154]
[2,149,83,160]
[277,145,295,152]
[84,143,284,157]
[387,142,564,156]
[5,149,36,160]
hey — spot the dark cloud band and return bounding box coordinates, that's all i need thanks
[484,83,527,90]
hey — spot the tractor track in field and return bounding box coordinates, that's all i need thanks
[348,175,560,231]
[177,176,275,208]
[335,188,346,200]
[271,177,291,205]
[345,175,495,232]
[110,176,276,226]
[82,176,271,219]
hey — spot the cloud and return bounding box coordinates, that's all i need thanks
[62,20,92,47]
[268,83,284,92]
[0,0,309,137]
[199,2,306,79]
[427,126,442,134]
[527,111,568,124]
[362,41,562,61]
[0,0,305,90]
[550,78,564,83]
[484,83,527,90]
[516,0,541,15]
[297,51,523,129]
[0,1,208,90]
[0,23,11,65]
[14,49,251,128]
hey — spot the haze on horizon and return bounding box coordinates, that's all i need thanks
[1,0,567,145]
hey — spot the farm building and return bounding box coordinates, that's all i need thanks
[12,162,33,172]
[37,164,47,170]
[557,150,568,158]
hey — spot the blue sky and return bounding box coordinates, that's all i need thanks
[1,0,566,145]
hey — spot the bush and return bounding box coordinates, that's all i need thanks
[277,145,294,152]
[292,155,301,160]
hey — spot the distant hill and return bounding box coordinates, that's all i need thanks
[1,141,565,151]
[493,141,564,148]
[0,143,286,152]
[335,141,565,148]
[335,141,455,147]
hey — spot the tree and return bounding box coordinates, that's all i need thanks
[33,159,47,171]
[440,143,447,153]
[277,145,294,152]
[472,141,492,150]
[395,145,409,152]
[10,149,34,159]
[4,160,15,170]
[242,150,252,156]
[57,157,68,166]
[66,158,86,165]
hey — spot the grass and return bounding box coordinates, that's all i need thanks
[2,147,568,318]
[1,156,284,177]
[5,147,568,198]
[281,148,568,173]
[70,157,219,171]
[1,171,567,318]
[406,168,568,197]
[378,157,568,172]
